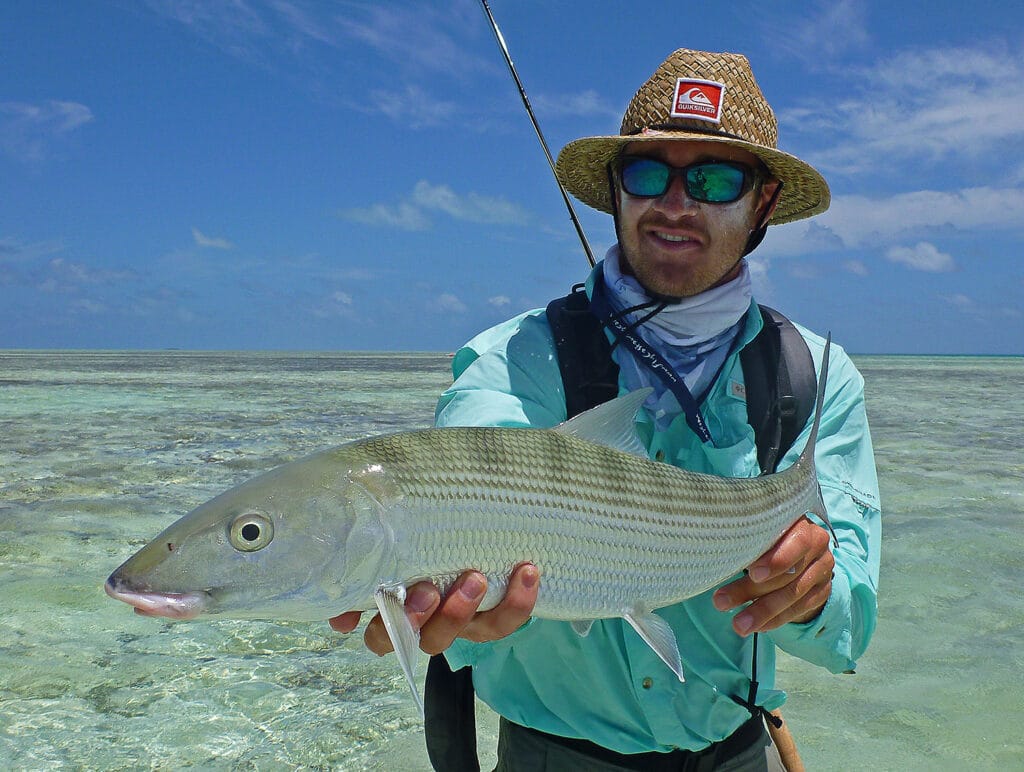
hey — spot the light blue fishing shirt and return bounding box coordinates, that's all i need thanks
[434,265,882,755]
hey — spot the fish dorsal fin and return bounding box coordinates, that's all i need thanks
[623,608,686,683]
[554,388,652,457]
[374,583,424,717]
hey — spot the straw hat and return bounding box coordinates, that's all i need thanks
[555,49,830,225]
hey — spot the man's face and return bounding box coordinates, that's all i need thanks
[615,140,779,298]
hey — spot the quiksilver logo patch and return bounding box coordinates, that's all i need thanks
[671,78,725,124]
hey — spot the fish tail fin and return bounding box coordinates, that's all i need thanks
[800,334,839,546]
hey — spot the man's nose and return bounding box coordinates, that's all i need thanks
[654,174,700,214]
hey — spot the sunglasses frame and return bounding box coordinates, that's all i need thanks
[614,155,762,204]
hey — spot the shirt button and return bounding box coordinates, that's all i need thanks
[642,677,653,689]
[654,450,665,462]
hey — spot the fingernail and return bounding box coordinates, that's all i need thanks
[407,586,435,613]
[734,612,754,636]
[712,590,730,611]
[521,565,539,590]
[459,573,486,601]
[750,567,770,583]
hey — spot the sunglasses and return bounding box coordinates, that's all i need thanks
[616,156,760,204]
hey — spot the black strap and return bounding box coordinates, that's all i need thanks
[424,655,480,772]
[547,284,620,419]
[728,632,784,729]
[740,305,816,474]
[499,713,766,771]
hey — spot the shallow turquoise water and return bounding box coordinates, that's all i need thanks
[1,351,1022,769]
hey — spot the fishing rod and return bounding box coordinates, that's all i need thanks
[479,0,596,267]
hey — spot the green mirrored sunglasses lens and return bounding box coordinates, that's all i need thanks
[686,163,746,202]
[621,158,670,196]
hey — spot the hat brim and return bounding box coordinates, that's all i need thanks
[555,130,830,225]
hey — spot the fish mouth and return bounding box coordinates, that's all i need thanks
[104,578,208,620]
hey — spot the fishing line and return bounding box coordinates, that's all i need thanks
[479,0,597,267]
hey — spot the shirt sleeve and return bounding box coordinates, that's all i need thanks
[435,309,567,429]
[767,340,882,673]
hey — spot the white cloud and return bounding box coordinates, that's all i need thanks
[129,288,191,319]
[38,258,136,293]
[488,295,511,308]
[312,289,355,319]
[192,227,234,249]
[70,298,107,315]
[885,242,955,272]
[365,85,456,128]
[412,181,529,225]
[940,293,1020,321]
[340,201,430,231]
[0,237,64,265]
[533,89,621,122]
[146,1,487,115]
[844,259,868,276]
[142,0,271,64]
[944,293,976,312]
[765,186,1024,257]
[271,0,335,46]
[0,100,94,161]
[331,2,482,75]
[788,0,870,60]
[830,187,1024,240]
[782,44,1024,174]
[436,293,467,313]
[342,181,529,231]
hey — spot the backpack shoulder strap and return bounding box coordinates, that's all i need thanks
[546,284,620,418]
[424,655,480,771]
[740,305,816,474]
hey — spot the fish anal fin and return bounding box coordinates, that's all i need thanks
[623,609,685,683]
[373,583,424,717]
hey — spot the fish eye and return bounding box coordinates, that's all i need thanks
[229,513,274,552]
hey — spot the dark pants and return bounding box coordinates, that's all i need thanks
[493,715,786,772]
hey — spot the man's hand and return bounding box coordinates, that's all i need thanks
[712,517,833,636]
[328,563,540,656]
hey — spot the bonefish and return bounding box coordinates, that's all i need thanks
[107,338,833,714]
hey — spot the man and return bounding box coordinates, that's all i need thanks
[332,49,881,770]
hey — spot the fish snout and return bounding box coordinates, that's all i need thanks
[104,575,207,620]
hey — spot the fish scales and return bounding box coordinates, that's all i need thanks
[339,426,817,619]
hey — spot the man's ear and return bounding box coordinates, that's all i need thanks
[756,179,783,229]
[742,180,783,257]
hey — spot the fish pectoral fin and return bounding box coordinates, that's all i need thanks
[570,619,596,637]
[554,388,652,458]
[623,609,685,683]
[373,583,424,717]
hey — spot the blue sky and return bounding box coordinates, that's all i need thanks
[2,1,1022,354]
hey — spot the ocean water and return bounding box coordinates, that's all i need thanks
[1,350,1021,770]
